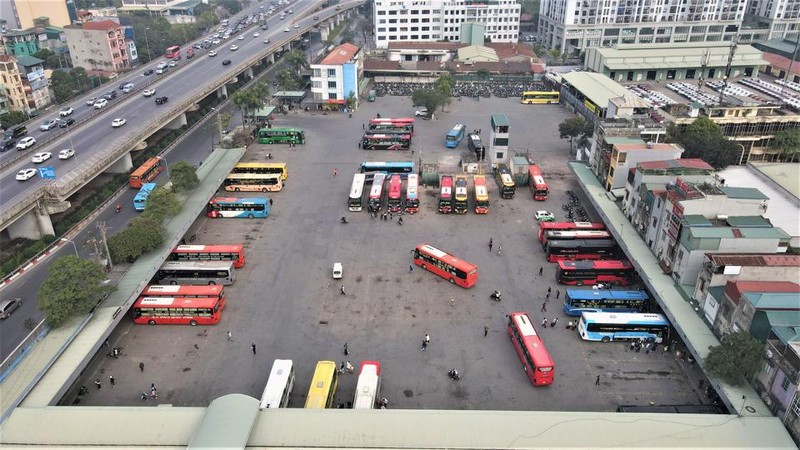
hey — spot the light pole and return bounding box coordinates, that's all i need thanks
[143,27,152,62]
[61,238,79,257]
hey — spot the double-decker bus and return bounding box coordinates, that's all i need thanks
[361,133,411,150]
[541,230,613,248]
[495,164,516,199]
[507,312,555,386]
[206,197,270,219]
[387,174,403,213]
[545,239,619,262]
[528,165,548,201]
[405,173,419,214]
[368,172,386,213]
[232,162,288,180]
[445,123,466,148]
[353,361,381,409]
[155,261,235,285]
[438,175,453,214]
[170,244,246,268]
[165,45,181,59]
[223,173,283,192]
[537,222,606,243]
[368,117,414,135]
[578,312,670,343]
[260,359,295,409]
[348,173,367,211]
[412,243,478,288]
[257,127,305,145]
[304,361,339,409]
[520,90,560,104]
[454,175,468,214]
[133,182,157,211]
[132,295,225,326]
[359,161,414,179]
[556,260,635,286]
[473,175,489,214]
[129,156,165,188]
[142,284,224,300]
[563,289,650,316]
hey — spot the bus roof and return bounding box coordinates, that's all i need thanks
[500,173,514,186]
[558,260,632,270]
[143,285,224,296]
[140,182,157,192]
[209,197,269,205]
[417,244,477,272]
[511,312,537,336]
[581,312,668,325]
[134,296,219,309]
[260,359,294,409]
[566,289,649,300]
[547,239,617,249]
[360,161,413,168]
[305,361,337,409]
[130,157,162,178]
[159,261,235,270]
[350,173,366,198]
[359,360,381,376]
[546,230,612,239]
[225,173,282,179]
[234,162,287,169]
[447,123,466,135]
[173,244,244,252]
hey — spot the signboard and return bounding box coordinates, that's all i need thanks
[38,167,56,179]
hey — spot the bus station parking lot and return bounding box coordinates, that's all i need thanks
[74,96,704,411]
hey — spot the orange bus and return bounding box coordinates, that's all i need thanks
[507,312,555,386]
[412,243,478,288]
[438,175,453,214]
[132,295,225,326]
[129,156,165,188]
[368,117,414,135]
[170,244,246,268]
[528,165,548,201]
[473,175,489,214]
[387,174,403,213]
[142,284,225,300]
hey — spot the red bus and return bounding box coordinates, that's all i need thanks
[537,222,605,243]
[528,165,548,201]
[142,284,224,300]
[545,239,619,262]
[540,230,613,248]
[556,260,635,286]
[439,175,453,214]
[387,174,403,213]
[165,45,181,59]
[507,312,555,386]
[170,244,246,268]
[129,156,165,188]
[412,243,478,288]
[368,118,414,135]
[132,296,225,326]
[368,172,386,213]
[473,175,489,214]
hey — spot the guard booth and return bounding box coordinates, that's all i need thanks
[272,91,307,112]
[488,114,510,168]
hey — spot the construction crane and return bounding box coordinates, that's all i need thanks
[719,38,739,106]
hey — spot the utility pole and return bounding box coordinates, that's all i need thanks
[719,38,738,106]
[96,221,113,272]
[698,49,709,89]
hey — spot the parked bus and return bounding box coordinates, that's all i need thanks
[528,165,548,201]
[495,164,516,199]
[467,134,483,156]
[165,45,181,59]
[257,127,305,145]
[133,182,157,211]
[170,244,246,268]
[206,197,270,219]
[438,175,453,214]
[368,117,414,135]
[520,90,560,104]
[260,359,295,409]
[454,175,468,214]
[129,156,165,188]
[353,361,381,409]
[359,161,414,178]
[304,361,339,409]
[578,312,670,343]
[348,173,367,212]
[387,174,403,213]
[537,222,606,243]
[361,133,411,150]
[368,172,386,213]
[132,295,225,326]
[412,243,478,288]
[563,289,650,316]
[556,260,634,286]
[232,162,288,180]
[507,312,555,386]
[405,173,419,214]
[473,175,489,214]
[541,230,613,248]
[445,123,466,148]
[545,239,619,262]
[155,261,235,285]
[223,173,283,192]
[142,284,224,300]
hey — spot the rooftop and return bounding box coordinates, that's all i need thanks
[761,52,800,74]
[718,186,770,200]
[561,72,630,111]
[613,142,683,153]
[15,55,44,66]
[707,253,800,267]
[637,158,714,171]
[319,43,360,66]
[749,162,800,200]
[79,20,121,31]
[686,226,790,240]
[731,280,800,295]
[588,43,767,70]
[458,45,498,62]
[744,292,800,309]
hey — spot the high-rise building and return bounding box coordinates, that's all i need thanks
[746,0,800,40]
[1,0,72,29]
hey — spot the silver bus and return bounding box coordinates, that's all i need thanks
[155,261,235,286]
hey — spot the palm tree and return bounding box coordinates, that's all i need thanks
[284,50,309,76]
[231,87,265,133]
[275,69,300,91]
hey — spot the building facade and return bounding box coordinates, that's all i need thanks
[746,0,800,41]
[2,0,72,29]
[2,26,68,59]
[712,280,800,338]
[757,329,800,444]
[15,55,52,111]
[310,43,362,106]
[64,20,130,73]
[0,54,28,113]
[602,142,684,191]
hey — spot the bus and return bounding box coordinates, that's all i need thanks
[507,312,555,386]
[495,164,516,199]
[412,243,478,288]
[155,261,236,285]
[578,312,670,343]
[132,295,225,326]
[545,239,619,262]
[473,175,489,214]
[353,361,381,409]
[129,157,165,188]
[304,361,339,409]
[438,175,453,214]
[467,134,484,156]
[165,45,181,59]
[528,165,548,201]
[170,244,246,268]
[454,175,468,214]
[387,174,403,213]
[257,127,305,145]
[133,182,157,211]
[260,359,295,409]
[223,173,283,192]
[348,173,367,211]
[520,90,560,104]
[556,260,635,286]
[206,197,270,219]
[359,161,414,179]
[368,117,414,135]
[142,284,224,300]
[232,162,288,181]
[368,172,386,213]
[563,289,650,316]
[541,230,613,248]
[537,222,606,243]
[405,173,419,214]
[445,123,466,148]
[360,133,411,150]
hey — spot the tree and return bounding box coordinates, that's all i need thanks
[559,116,592,139]
[434,74,454,112]
[340,28,355,44]
[346,92,357,111]
[476,68,491,79]
[0,111,27,129]
[275,68,300,91]
[171,160,200,192]
[141,187,181,223]
[107,217,165,264]
[666,117,739,169]
[219,0,243,14]
[769,129,800,162]
[411,89,446,117]
[37,256,115,328]
[704,332,764,386]
[284,50,309,76]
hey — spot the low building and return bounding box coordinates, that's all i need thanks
[760,52,800,85]
[579,118,667,175]
[756,328,800,443]
[64,20,130,73]
[118,0,200,23]
[15,55,51,111]
[712,280,800,339]
[601,142,684,192]
[310,43,362,108]
[0,54,28,113]
[1,25,68,58]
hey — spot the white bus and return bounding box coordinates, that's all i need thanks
[353,360,381,409]
[260,359,295,409]
[154,261,236,286]
[348,173,367,212]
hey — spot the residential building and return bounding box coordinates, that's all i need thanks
[1,0,71,29]
[578,117,667,175]
[0,54,27,113]
[2,26,68,59]
[310,43,362,107]
[15,55,51,111]
[64,20,130,73]
[757,328,800,444]
[746,0,800,41]
[601,142,684,192]
[712,280,800,338]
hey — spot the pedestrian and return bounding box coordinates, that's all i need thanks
[269,198,273,206]
[411,149,414,156]
[333,168,338,177]
[539,266,543,276]
[150,387,158,399]
[556,290,560,299]
[94,379,102,390]
[630,341,636,351]
[421,340,428,351]
[497,246,502,255]
[139,362,145,372]
[346,361,354,373]
[251,343,257,355]
[346,401,353,408]
[483,324,489,337]
[227,330,233,341]
[362,123,365,130]
[408,264,413,272]
[424,333,431,345]
[141,391,148,401]
[547,287,552,294]
[449,295,455,306]
[546,291,550,300]
[109,375,115,386]
[551,318,558,327]
[389,211,394,220]
[343,342,349,356]
[595,375,600,386]
[489,237,493,250]
[340,285,346,295]
[340,361,345,373]
[541,318,547,328]
[541,301,547,312]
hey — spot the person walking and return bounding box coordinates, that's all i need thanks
[251,343,257,355]
[551,318,559,327]
[595,375,601,386]
[333,168,338,177]
[340,285,346,295]
[483,324,489,337]
[94,379,102,390]
[541,318,547,328]
[421,333,430,351]
[109,375,115,386]
[269,198,273,206]
[339,361,345,373]
[547,287,552,295]
[227,330,233,342]
[408,264,413,272]
[546,291,551,300]
[141,392,149,401]
[346,361,354,373]
[539,266,544,276]
[139,362,145,372]
[556,290,560,299]
[541,302,547,312]
[489,238,493,252]
[449,295,455,306]
[362,123,365,130]
[343,342,349,356]
[497,246,502,255]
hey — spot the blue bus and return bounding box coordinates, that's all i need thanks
[578,312,670,343]
[445,123,466,148]
[206,197,270,218]
[359,161,414,179]
[133,182,157,211]
[563,289,649,316]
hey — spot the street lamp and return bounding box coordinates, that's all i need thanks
[143,27,152,62]
[61,238,79,258]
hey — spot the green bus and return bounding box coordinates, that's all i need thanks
[257,128,305,145]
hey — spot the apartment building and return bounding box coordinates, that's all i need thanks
[310,43,362,106]
[756,327,800,444]
[746,0,800,40]
[2,26,68,58]
[0,0,71,29]
[0,54,28,113]
[712,280,800,339]
[602,142,684,192]
[64,20,130,73]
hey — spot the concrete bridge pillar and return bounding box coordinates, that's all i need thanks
[320,26,329,41]
[217,85,228,99]
[165,112,188,130]
[245,67,254,79]
[107,152,133,174]
[7,207,54,240]
[186,103,200,112]
[267,53,275,65]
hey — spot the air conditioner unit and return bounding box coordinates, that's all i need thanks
[765,349,773,359]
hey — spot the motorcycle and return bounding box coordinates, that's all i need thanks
[490,290,502,302]
[107,347,122,358]
[397,217,404,226]
[448,369,461,381]
[115,204,122,213]
[340,216,348,224]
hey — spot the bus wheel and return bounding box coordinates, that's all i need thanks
[234,188,240,192]
[449,278,455,284]
[601,336,611,343]
[148,320,156,325]
[262,188,268,193]
[170,281,178,285]
[248,214,254,218]
[421,264,427,270]
[208,281,217,285]
[576,281,584,286]
[189,320,198,326]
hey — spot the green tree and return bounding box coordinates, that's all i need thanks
[340,28,355,44]
[476,68,491,79]
[107,217,165,264]
[285,50,309,76]
[37,256,115,328]
[769,128,800,162]
[170,160,200,193]
[141,187,181,223]
[219,0,242,15]
[559,116,593,140]
[32,48,61,69]
[666,117,739,169]
[0,111,28,129]
[232,84,266,130]
[411,89,445,117]
[275,68,300,91]
[704,332,764,386]
[346,92,357,110]
[434,74,454,112]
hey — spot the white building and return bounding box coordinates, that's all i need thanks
[746,0,800,41]
[310,43,362,106]
[373,0,521,49]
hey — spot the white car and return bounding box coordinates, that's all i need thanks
[237,35,244,40]
[111,118,127,128]
[31,152,52,163]
[212,39,221,45]
[284,27,290,32]
[86,97,97,106]
[59,106,74,116]
[168,61,177,67]
[94,98,108,109]
[15,136,36,150]
[414,107,428,117]
[230,44,239,51]
[58,148,75,160]
[332,262,343,279]
[534,210,556,222]
[143,89,156,97]
[208,50,218,57]
[263,38,271,44]
[253,32,260,37]
[40,119,59,131]
[122,83,135,93]
[16,168,37,181]
[294,24,299,28]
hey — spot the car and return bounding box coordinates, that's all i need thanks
[155,96,169,105]
[156,62,168,70]
[58,118,75,128]
[237,35,244,40]
[222,59,232,66]
[59,106,74,116]
[208,50,218,57]
[31,151,52,163]
[142,69,154,76]
[284,27,290,32]
[332,262,343,279]
[212,39,221,45]
[1,137,16,152]
[93,98,108,109]
[263,38,271,44]
[294,24,299,28]
[39,119,59,131]
[253,32,260,37]
[534,210,556,222]
[111,118,127,128]
[193,43,203,49]
[313,15,319,20]
[103,91,117,100]
[15,136,36,150]
[288,9,293,13]
[58,148,75,160]
[168,60,177,67]
[414,107,428,117]
[143,89,156,97]
[155,67,168,75]
[86,97,98,106]
[0,298,22,320]
[122,83,135,93]
[15,168,37,181]
[119,82,128,90]
[230,44,239,51]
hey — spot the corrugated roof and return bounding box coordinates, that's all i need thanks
[609,93,650,109]
[320,43,359,65]
[590,43,767,69]
[761,52,800,74]
[80,20,120,31]
[683,215,711,226]
[732,280,800,294]
[15,55,44,66]
[771,325,800,343]
[708,253,800,267]
[743,292,800,309]
[614,143,683,152]
[458,45,499,62]
[605,137,644,145]
[688,226,790,239]
[719,186,769,200]
[561,72,630,109]
[491,114,509,127]
[637,158,713,171]
[387,41,463,50]
[726,216,772,228]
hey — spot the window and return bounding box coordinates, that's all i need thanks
[327,81,337,89]
[312,81,321,88]
[782,377,791,391]
[652,217,657,228]
[313,69,321,77]
[493,137,509,146]
[667,69,676,79]
[327,69,336,77]
[686,69,696,79]
[329,92,337,100]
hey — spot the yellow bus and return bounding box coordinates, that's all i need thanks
[520,91,560,104]
[473,175,489,214]
[223,173,283,192]
[232,162,288,180]
[304,361,339,409]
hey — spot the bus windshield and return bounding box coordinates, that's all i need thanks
[348,173,367,211]
[563,289,650,316]
[170,244,246,268]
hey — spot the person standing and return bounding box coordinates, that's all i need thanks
[343,342,349,356]
[547,287,552,295]
[546,291,551,300]
[541,301,547,312]
[340,285,346,295]
[408,264,413,272]
[449,295,455,307]
[539,266,543,276]
[227,330,233,342]
[497,246,502,255]
[251,343,257,355]
[489,238,493,252]
[333,168,338,177]
[139,362,145,372]
[94,379,102,390]
[551,318,558,327]
[484,324,489,337]
[556,290,560,299]
[109,375,115,386]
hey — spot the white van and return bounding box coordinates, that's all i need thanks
[332,262,343,279]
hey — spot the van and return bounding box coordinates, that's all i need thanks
[3,124,27,140]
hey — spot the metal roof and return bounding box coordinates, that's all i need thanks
[745,292,800,309]
[589,43,767,70]
[718,186,769,200]
[490,114,509,127]
[687,226,790,240]
[725,216,773,228]
[707,253,800,267]
[457,45,499,62]
[562,72,629,109]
